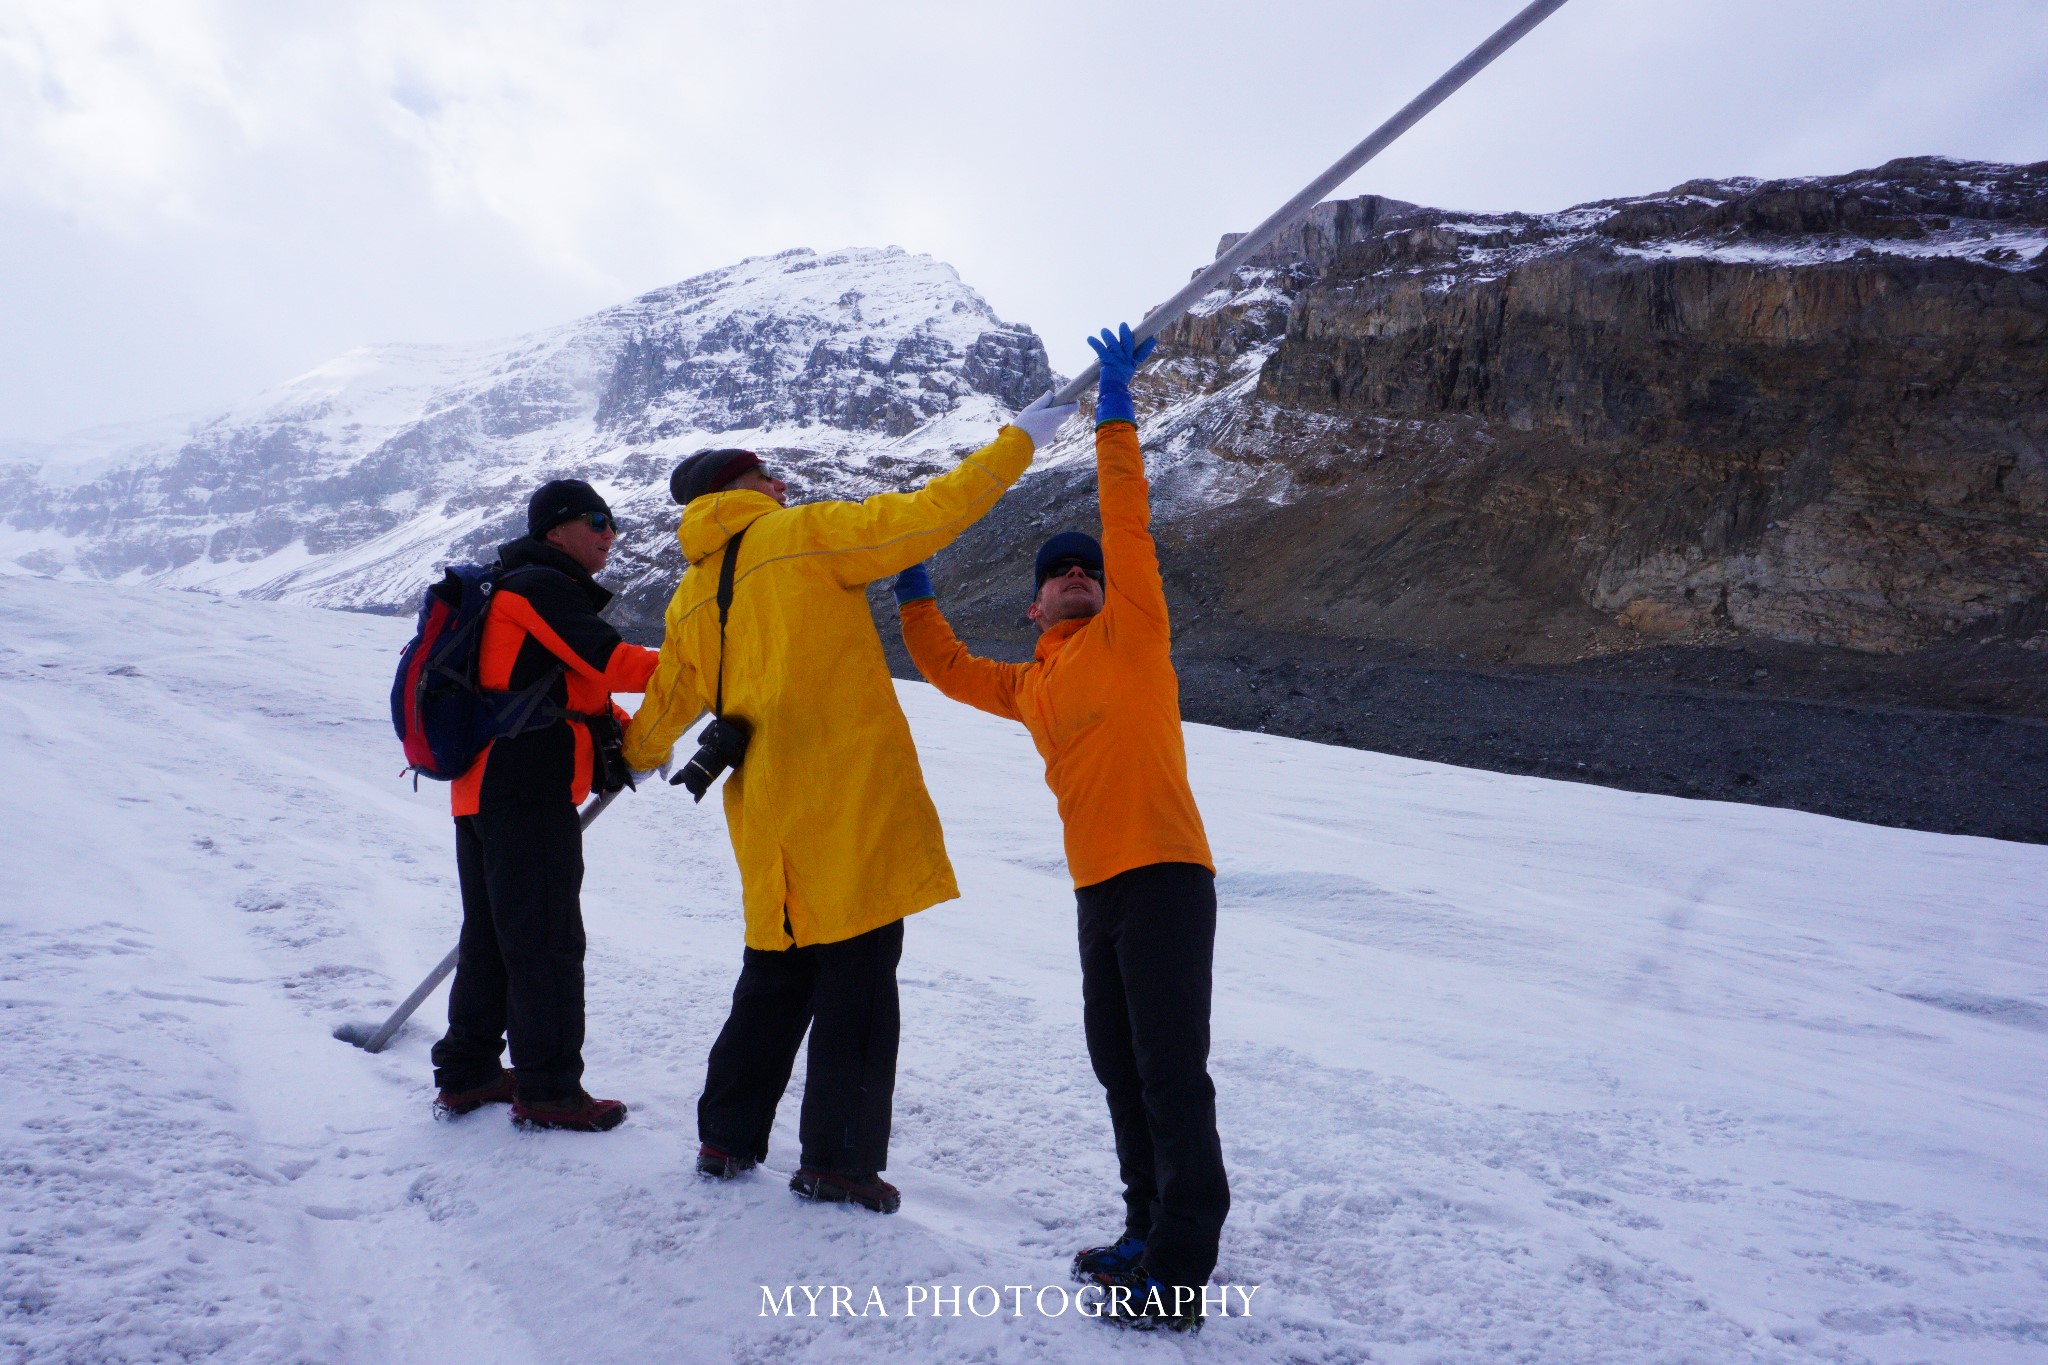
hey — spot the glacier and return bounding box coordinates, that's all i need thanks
[1,574,2043,1363]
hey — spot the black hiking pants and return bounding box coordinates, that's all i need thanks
[431,802,587,1103]
[1076,861,1230,1290]
[697,918,903,1176]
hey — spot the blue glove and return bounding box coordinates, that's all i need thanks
[893,563,935,606]
[1086,323,1157,428]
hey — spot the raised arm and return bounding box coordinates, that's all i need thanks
[620,574,710,771]
[892,564,1026,722]
[495,571,661,692]
[798,397,1075,587]
[1088,325,1170,637]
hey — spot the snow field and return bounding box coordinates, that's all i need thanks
[1,575,2044,1364]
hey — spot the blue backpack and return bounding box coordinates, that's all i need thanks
[390,564,565,782]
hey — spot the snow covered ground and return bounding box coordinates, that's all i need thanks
[2,575,2044,1364]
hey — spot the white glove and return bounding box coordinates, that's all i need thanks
[1009,390,1079,450]
[629,758,674,788]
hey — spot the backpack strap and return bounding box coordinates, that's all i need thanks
[493,562,579,593]
[712,527,748,718]
[475,563,578,740]
[493,661,570,737]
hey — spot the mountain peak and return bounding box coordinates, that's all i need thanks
[594,244,1042,441]
[0,244,1054,607]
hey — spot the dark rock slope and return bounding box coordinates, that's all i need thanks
[902,158,2048,841]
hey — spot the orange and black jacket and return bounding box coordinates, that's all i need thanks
[898,420,1213,888]
[450,537,661,816]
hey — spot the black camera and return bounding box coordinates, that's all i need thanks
[673,715,751,801]
[585,711,634,794]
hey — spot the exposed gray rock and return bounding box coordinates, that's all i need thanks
[0,247,1053,613]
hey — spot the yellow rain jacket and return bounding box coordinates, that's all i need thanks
[622,426,1036,950]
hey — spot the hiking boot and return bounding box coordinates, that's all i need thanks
[789,1167,900,1214]
[1071,1233,1147,1284]
[432,1069,517,1119]
[696,1143,757,1179]
[510,1090,628,1132]
[1098,1269,1205,1334]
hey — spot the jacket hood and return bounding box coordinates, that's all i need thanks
[495,535,612,609]
[679,489,783,566]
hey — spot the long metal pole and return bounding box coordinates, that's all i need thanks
[1049,0,1570,406]
[340,787,624,1053]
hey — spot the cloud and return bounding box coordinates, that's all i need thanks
[0,0,2042,437]
[1,1,255,228]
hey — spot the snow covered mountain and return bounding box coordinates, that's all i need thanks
[0,246,1054,615]
[10,157,2037,674]
[4,160,2041,841]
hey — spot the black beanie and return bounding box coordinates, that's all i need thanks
[1033,531,1104,588]
[528,479,612,538]
[670,449,763,506]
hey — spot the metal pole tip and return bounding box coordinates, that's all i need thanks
[332,1022,379,1049]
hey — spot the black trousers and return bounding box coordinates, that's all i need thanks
[430,803,587,1102]
[1076,861,1230,1290]
[697,918,903,1175]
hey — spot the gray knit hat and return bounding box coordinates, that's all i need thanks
[670,449,762,505]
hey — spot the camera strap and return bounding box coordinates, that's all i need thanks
[712,526,747,717]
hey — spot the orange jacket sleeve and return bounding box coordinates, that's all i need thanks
[490,594,656,693]
[603,641,661,694]
[1094,421,1169,639]
[899,598,1027,723]
[604,644,659,726]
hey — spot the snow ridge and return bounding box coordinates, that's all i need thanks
[0,247,1055,614]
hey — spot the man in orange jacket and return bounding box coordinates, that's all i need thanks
[892,325,1227,1332]
[430,478,661,1133]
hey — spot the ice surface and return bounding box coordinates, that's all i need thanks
[1,575,2044,1363]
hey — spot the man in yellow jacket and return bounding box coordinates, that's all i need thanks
[891,325,1226,1332]
[621,393,1075,1214]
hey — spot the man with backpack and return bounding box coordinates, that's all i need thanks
[890,325,1227,1332]
[620,392,1076,1214]
[427,478,661,1132]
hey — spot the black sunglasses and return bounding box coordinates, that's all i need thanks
[580,512,621,533]
[1044,557,1104,584]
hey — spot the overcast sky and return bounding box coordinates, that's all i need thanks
[1,0,2043,440]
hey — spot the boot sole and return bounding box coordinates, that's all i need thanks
[789,1172,899,1214]
[432,1086,517,1120]
[511,1107,628,1133]
[433,1098,510,1120]
[696,1157,757,1180]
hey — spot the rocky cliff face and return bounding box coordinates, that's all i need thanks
[931,157,2048,713]
[0,247,1052,616]
[4,158,2043,835]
